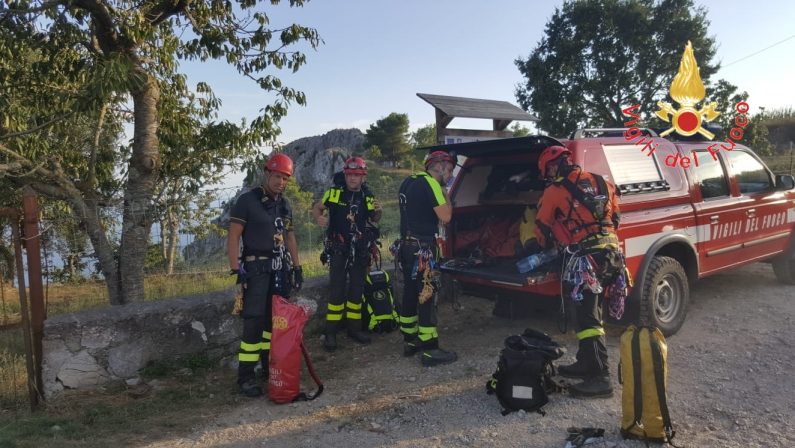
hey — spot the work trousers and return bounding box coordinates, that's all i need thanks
[573,283,609,375]
[326,248,370,332]
[399,241,439,349]
[237,259,273,385]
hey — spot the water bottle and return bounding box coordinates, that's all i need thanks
[516,248,558,274]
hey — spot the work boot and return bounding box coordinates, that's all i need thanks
[238,378,264,398]
[323,332,337,352]
[420,348,458,367]
[403,338,420,357]
[559,337,607,378]
[347,321,371,345]
[557,360,595,379]
[569,374,613,398]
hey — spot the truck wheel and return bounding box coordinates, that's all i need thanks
[772,253,795,285]
[639,256,689,336]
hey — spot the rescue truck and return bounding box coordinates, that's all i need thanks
[434,129,795,335]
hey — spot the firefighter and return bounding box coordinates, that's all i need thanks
[227,153,303,398]
[312,156,382,352]
[397,150,458,367]
[534,145,622,398]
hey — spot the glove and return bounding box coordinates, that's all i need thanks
[291,265,303,291]
[230,264,247,284]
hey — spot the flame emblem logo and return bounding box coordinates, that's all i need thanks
[656,41,720,139]
[273,316,288,330]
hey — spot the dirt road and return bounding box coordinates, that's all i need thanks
[146,262,795,447]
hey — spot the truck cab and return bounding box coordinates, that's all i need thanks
[434,131,795,335]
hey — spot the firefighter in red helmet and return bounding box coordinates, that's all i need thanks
[227,152,303,397]
[534,145,624,398]
[312,156,382,351]
[395,150,458,366]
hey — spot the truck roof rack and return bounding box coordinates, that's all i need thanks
[570,128,659,139]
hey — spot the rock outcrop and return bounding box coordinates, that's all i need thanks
[282,128,365,196]
[182,128,365,264]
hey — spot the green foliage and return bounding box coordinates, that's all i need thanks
[761,107,795,153]
[510,122,531,137]
[1,0,321,303]
[763,107,795,122]
[516,0,721,136]
[365,113,412,163]
[282,176,324,248]
[411,124,437,148]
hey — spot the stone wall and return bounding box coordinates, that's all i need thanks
[42,278,328,398]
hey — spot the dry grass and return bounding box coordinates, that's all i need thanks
[0,357,240,448]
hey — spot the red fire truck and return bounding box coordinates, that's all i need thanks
[435,129,795,335]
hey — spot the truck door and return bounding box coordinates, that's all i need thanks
[724,149,791,261]
[691,150,750,274]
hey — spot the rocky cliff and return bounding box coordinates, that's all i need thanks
[282,128,365,196]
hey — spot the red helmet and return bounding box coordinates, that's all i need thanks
[343,156,367,175]
[424,150,456,169]
[537,145,571,176]
[265,153,293,177]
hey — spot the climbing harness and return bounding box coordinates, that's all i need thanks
[272,217,293,294]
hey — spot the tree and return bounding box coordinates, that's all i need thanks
[510,122,531,137]
[762,107,795,153]
[364,113,411,164]
[0,1,320,304]
[411,124,437,148]
[516,0,723,137]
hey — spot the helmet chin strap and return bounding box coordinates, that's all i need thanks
[557,157,579,177]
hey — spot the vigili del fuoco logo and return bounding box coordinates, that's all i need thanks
[622,41,750,167]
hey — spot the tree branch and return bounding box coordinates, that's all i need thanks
[87,103,107,189]
[71,0,121,54]
[145,0,188,26]
[1,0,62,15]
[0,114,72,141]
[29,181,71,201]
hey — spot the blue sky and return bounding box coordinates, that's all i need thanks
[181,0,795,187]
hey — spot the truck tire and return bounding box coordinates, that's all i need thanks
[772,253,795,285]
[639,256,689,336]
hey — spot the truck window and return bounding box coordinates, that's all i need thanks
[693,150,729,199]
[602,144,669,194]
[726,150,772,194]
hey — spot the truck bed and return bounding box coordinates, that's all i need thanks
[440,258,551,287]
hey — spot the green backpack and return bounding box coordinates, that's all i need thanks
[361,270,399,333]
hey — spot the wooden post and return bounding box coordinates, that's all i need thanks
[11,219,39,410]
[22,188,45,398]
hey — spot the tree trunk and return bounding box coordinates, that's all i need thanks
[76,198,122,305]
[66,254,78,281]
[160,219,167,261]
[166,208,177,275]
[29,180,123,304]
[119,75,160,303]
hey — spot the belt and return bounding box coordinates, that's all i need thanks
[402,233,435,243]
[243,255,271,262]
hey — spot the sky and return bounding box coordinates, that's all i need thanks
[180,0,795,189]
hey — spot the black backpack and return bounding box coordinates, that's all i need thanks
[486,328,565,415]
[361,269,399,333]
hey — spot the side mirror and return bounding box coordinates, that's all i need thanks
[776,174,795,190]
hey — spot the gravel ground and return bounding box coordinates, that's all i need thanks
[146,262,795,448]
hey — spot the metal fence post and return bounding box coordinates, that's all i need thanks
[11,217,39,410]
[22,187,45,399]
